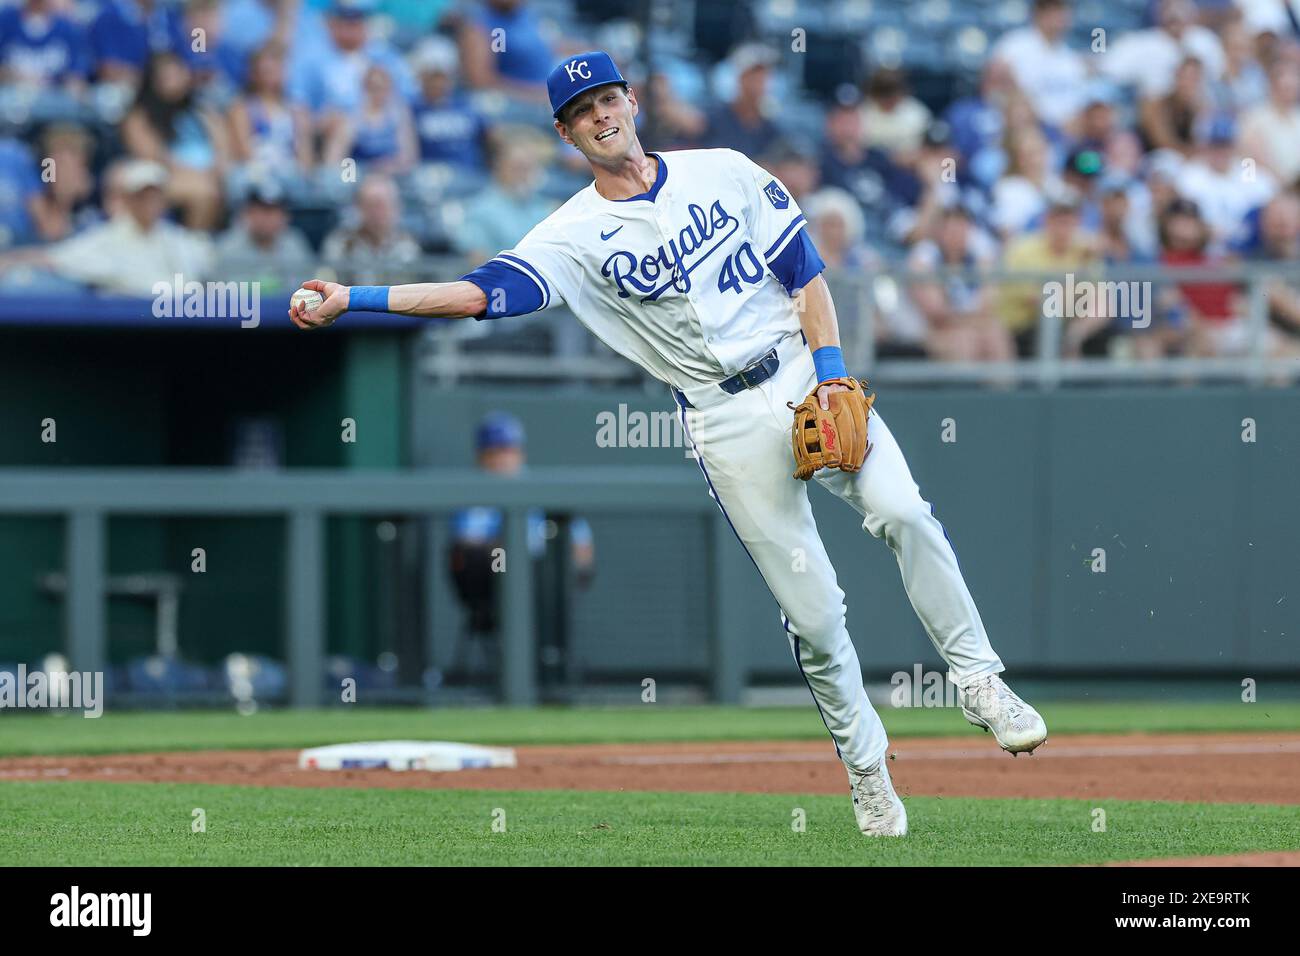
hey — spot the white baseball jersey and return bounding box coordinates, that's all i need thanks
[461,148,824,389]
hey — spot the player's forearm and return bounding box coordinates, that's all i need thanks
[795,274,853,382]
[795,274,841,352]
[354,281,487,319]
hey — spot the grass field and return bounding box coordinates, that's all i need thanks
[3,700,1300,756]
[1,781,1297,866]
[2,702,1298,866]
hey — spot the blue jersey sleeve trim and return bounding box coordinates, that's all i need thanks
[459,259,546,319]
[763,214,808,261]
[496,253,551,308]
[768,228,826,296]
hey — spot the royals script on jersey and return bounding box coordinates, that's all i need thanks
[460,148,826,389]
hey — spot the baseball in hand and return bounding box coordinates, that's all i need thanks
[291,288,324,312]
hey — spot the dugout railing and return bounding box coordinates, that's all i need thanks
[0,468,744,708]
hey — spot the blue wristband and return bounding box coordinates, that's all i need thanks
[349,286,390,312]
[812,345,847,383]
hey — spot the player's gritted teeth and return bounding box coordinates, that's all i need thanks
[594,126,619,143]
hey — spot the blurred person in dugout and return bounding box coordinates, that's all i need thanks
[447,412,594,691]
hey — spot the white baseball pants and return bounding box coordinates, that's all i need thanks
[673,331,1004,772]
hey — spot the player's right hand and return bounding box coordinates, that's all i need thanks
[289,279,348,330]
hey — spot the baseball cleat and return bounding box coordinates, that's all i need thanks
[848,760,908,837]
[958,674,1048,754]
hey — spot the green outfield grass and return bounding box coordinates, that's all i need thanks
[1,701,1298,757]
[0,780,1296,866]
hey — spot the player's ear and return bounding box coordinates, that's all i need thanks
[625,86,639,118]
[554,119,575,148]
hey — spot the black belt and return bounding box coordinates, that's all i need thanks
[718,348,779,394]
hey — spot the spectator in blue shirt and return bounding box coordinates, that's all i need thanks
[323,63,417,176]
[943,58,1016,193]
[228,41,315,191]
[90,0,185,87]
[222,0,330,63]
[287,0,414,117]
[0,0,91,91]
[176,0,246,99]
[451,130,558,263]
[0,137,40,248]
[29,123,99,243]
[819,92,916,239]
[702,44,781,157]
[410,36,487,171]
[455,0,554,100]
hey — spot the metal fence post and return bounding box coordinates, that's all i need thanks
[500,506,537,705]
[286,509,325,708]
[709,512,744,704]
[65,509,106,678]
[1246,273,1269,386]
[1036,282,1063,390]
[856,272,877,372]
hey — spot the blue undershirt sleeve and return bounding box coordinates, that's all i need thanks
[767,228,826,296]
[458,257,549,319]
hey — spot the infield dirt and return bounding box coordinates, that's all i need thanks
[1,732,1297,805]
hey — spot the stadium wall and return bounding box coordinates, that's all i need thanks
[2,336,1296,682]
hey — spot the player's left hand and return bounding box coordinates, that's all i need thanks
[816,381,851,411]
[789,377,876,481]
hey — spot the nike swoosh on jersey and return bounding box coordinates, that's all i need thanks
[601,226,624,241]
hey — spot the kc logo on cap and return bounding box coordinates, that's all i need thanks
[548,50,627,119]
[563,59,592,81]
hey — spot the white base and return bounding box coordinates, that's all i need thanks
[299,740,517,772]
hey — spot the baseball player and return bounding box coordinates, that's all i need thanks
[291,51,1047,837]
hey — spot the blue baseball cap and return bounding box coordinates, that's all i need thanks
[547,51,627,120]
[476,412,524,451]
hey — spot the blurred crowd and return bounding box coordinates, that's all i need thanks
[0,0,1299,363]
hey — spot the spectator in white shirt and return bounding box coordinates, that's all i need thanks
[1177,114,1277,242]
[1103,0,1226,97]
[0,159,212,295]
[992,128,1059,237]
[860,67,932,158]
[1240,57,1300,187]
[804,187,875,272]
[991,0,1089,132]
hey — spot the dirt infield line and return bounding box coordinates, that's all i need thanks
[600,738,1300,765]
[1,732,1298,806]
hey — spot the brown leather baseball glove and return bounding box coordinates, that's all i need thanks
[788,377,875,481]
